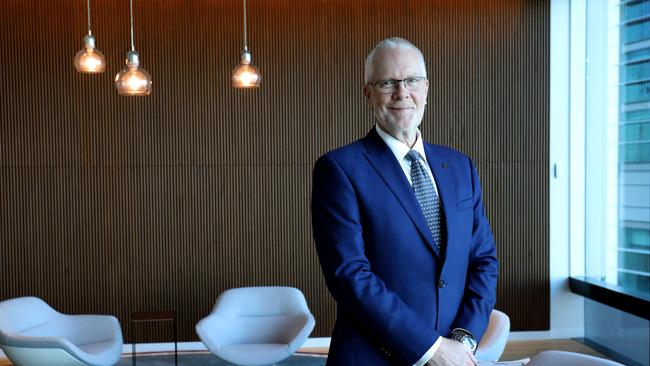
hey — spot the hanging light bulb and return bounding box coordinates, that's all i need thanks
[74,0,106,74]
[115,51,152,95]
[232,0,261,88]
[232,49,261,88]
[115,0,152,96]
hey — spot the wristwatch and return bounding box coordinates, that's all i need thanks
[451,328,478,354]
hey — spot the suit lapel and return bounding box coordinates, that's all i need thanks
[362,129,440,257]
[424,144,457,260]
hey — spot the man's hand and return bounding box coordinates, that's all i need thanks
[426,337,478,366]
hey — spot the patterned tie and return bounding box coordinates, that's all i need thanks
[405,150,444,254]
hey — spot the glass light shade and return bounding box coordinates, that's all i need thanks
[74,35,106,74]
[115,51,152,96]
[232,50,261,88]
[232,64,261,88]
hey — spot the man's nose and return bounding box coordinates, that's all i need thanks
[392,82,410,99]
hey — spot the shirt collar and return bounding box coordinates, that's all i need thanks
[375,124,427,163]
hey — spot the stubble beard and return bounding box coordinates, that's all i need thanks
[376,109,421,138]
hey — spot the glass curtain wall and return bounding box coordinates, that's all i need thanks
[617,0,650,294]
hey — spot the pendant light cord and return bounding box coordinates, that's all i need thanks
[130,0,135,51]
[86,0,92,35]
[243,0,248,51]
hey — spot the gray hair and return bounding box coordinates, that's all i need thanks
[364,37,427,84]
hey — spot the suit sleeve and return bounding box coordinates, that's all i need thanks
[311,154,439,364]
[451,158,499,342]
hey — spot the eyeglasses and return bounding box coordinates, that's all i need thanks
[369,77,427,94]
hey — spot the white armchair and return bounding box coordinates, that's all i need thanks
[476,309,511,362]
[527,351,625,366]
[196,287,315,366]
[0,296,123,366]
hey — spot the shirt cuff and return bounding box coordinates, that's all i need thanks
[413,336,443,366]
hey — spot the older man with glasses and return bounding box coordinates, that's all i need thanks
[311,37,499,366]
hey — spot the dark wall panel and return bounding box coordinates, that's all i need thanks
[0,0,549,340]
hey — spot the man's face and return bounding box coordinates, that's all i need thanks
[363,47,429,137]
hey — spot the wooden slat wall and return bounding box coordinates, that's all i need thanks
[0,0,549,341]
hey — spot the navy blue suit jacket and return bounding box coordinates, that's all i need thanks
[311,128,499,365]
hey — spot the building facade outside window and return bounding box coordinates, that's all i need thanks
[616,0,649,294]
[585,0,649,297]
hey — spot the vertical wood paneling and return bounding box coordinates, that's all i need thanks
[0,0,549,340]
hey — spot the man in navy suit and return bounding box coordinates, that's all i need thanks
[311,38,499,366]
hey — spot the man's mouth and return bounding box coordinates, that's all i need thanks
[389,107,414,112]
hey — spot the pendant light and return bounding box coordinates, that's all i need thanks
[74,0,106,74]
[232,0,261,88]
[115,0,152,96]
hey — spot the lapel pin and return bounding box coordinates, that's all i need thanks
[442,163,448,169]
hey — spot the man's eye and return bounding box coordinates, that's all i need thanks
[378,80,396,88]
[404,78,419,86]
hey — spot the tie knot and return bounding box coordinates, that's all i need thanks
[405,150,422,163]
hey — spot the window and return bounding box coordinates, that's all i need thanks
[554,1,649,363]
[584,0,649,297]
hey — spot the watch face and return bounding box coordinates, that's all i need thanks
[463,335,477,351]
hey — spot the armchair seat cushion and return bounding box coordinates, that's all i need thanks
[219,343,290,365]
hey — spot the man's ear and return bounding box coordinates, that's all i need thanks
[423,80,429,105]
[363,85,371,103]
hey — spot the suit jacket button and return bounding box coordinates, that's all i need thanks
[439,279,447,288]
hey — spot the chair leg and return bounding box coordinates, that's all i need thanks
[131,324,136,366]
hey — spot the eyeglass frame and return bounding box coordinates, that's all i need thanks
[367,77,428,94]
